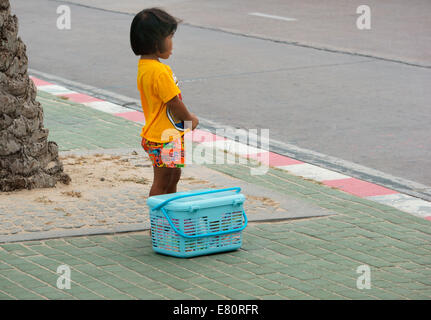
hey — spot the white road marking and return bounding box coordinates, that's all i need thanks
[83,101,132,114]
[248,12,297,22]
[201,139,267,155]
[276,163,351,181]
[38,84,77,95]
[366,194,431,219]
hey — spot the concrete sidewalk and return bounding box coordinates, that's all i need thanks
[0,91,430,300]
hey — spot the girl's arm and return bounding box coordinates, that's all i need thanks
[167,95,199,129]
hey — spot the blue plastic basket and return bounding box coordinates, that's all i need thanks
[147,187,248,258]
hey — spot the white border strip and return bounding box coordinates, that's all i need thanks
[201,139,267,155]
[83,101,134,114]
[277,163,351,181]
[38,84,77,95]
[366,194,431,219]
[249,12,297,22]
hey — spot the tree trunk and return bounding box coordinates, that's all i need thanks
[0,0,70,191]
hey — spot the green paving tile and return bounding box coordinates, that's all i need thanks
[154,265,197,279]
[90,286,132,300]
[306,289,347,300]
[0,244,27,252]
[103,278,140,292]
[397,281,429,290]
[0,269,28,281]
[184,288,226,300]
[0,291,15,300]
[0,262,13,270]
[280,278,316,292]
[2,257,31,268]
[39,91,141,152]
[335,289,379,300]
[287,292,314,300]
[49,255,87,267]
[73,264,110,279]
[13,261,45,273]
[86,257,117,267]
[0,276,19,290]
[416,278,431,286]
[66,284,106,300]
[123,286,164,299]
[152,287,194,300]
[15,276,47,289]
[214,254,249,265]
[76,246,116,256]
[278,288,312,299]
[209,286,250,299]
[407,291,431,299]
[85,235,109,243]
[99,254,137,266]
[32,286,75,300]
[71,292,104,300]
[25,256,59,271]
[28,245,66,257]
[247,278,285,291]
[12,290,45,300]
[166,279,196,291]
[75,279,110,292]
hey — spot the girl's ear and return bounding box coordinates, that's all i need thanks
[155,40,162,54]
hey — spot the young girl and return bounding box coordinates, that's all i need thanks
[130,8,199,197]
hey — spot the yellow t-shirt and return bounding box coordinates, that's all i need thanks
[137,59,190,143]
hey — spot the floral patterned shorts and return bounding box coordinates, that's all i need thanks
[141,135,185,168]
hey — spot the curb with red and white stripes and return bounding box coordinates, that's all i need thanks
[31,76,431,222]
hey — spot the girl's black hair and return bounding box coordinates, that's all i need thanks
[130,8,180,55]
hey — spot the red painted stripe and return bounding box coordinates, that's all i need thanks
[114,111,146,122]
[190,129,226,143]
[322,178,399,197]
[246,152,303,166]
[30,77,52,86]
[59,93,103,103]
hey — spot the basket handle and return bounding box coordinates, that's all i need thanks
[150,187,241,212]
[160,207,248,239]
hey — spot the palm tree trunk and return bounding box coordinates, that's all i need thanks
[0,0,70,191]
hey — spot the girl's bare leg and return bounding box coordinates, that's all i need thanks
[166,168,181,194]
[149,166,175,196]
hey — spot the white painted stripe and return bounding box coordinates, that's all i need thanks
[276,163,351,181]
[366,194,431,219]
[38,84,77,95]
[201,139,267,155]
[249,12,297,22]
[83,101,134,114]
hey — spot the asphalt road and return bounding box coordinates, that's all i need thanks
[10,0,431,191]
[58,0,431,67]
